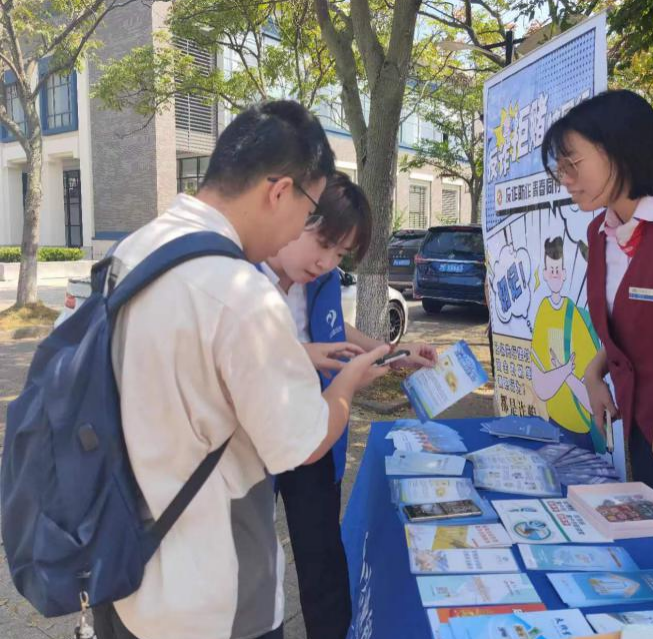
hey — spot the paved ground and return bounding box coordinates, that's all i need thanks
[0,287,493,638]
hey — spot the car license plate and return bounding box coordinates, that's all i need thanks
[439,263,465,273]
[393,259,411,266]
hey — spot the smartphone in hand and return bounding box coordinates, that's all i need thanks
[374,349,410,366]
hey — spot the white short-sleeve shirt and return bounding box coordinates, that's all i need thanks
[109,194,328,639]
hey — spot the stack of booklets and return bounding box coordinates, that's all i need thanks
[402,341,488,422]
[389,477,497,526]
[536,443,620,486]
[568,482,653,539]
[466,444,561,496]
[386,420,468,454]
[548,569,653,607]
[481,416,560,443]
[428,608,594,639]
[492,499,610,544]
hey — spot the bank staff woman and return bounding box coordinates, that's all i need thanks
[541,90,653,487]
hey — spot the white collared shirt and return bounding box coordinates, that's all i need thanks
[109,194,327,639]
[598,196,653,315]
[260,262,311,343]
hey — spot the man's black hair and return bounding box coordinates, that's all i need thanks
[202,100,335,196]
[542,90,653,200]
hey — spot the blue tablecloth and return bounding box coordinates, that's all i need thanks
[342,418,653,639]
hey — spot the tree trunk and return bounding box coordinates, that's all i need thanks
[16,140,43,307]
[355,78,406,340]
[469,181,482,225]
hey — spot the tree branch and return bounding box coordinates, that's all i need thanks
[349,0,384,91]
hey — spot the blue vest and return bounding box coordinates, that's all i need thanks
[306,270,348,482]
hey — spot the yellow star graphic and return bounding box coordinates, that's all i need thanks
[493,108,508,149]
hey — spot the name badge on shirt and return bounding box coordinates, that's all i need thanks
[629,286,653,302]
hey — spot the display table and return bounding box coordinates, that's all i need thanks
[342,419,653,639]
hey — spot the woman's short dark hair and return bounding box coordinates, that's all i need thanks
[202,100,335,196]
[541,89,653,200]
[316,171,372,264]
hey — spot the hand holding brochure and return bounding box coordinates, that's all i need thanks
[518,544,638,571]
[402,341,488,421]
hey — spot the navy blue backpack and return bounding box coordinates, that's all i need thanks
[0,232,245,617]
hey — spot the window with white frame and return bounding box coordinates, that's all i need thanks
[408,181,430,229]
[442,184,461,224]
[2,83,27,138]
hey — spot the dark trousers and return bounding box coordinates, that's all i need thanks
[277,452,351,639]
[629,423,653,488]
[94,604,283,639]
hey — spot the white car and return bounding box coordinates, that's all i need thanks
[55,269,410,343]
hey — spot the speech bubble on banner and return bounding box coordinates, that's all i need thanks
[492,244,532,324]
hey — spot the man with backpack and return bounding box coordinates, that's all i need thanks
[97,101,391,639]
[1,100,390,639]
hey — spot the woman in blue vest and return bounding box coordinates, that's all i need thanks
[541,90,653,486]
[261,172,437,639]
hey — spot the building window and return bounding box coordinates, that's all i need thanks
[177,156,210,195]
[409,181,430,229]
[442,185,461,223]
[174,39,216,138]
[38,59,78,135]
[45,73,74,130]
[1,81,27,140]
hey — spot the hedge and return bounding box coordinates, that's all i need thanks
[0,246,85,263]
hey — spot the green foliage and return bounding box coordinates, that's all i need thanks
[94,0,339,117]
[0,247,84,262]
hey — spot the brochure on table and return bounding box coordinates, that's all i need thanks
[386,420,468,454]
[402,341,488,422]
[385,451,466,476]
[493,499,568,544]
[467,444,561,496]
[405,523,513,550]
[447,609,593,639]
[408,547,518,575]
[417,573,541,607]
[426,606,547,639]
[518,544,638,572]
[548,570,653,607]
[587,610,653,633]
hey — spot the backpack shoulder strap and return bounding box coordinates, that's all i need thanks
[107,232,246,318]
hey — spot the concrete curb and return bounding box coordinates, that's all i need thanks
[0,261,94,282]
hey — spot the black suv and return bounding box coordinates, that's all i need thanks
[413,225,486,313]
[387,229,428,292]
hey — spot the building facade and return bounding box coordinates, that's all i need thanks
[0,4,472,258]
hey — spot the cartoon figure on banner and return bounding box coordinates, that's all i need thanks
[530,236,603,447]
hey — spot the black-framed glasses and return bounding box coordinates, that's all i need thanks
[267,176,323,228]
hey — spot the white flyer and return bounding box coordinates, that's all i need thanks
[405,523,513,550]
[492,499,567,544]
[408,547,519,575]
[542,498,612,543]
[385,452,466,476]
[390,477,476,505]
[587,611,653,633]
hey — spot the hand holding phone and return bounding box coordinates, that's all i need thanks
[605,409,614,453]
[374,349,410,367]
